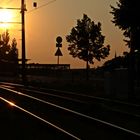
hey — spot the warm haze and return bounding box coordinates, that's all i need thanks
[0,0,129,68]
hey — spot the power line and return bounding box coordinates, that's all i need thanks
[0,0,26,83]
[0,7,20,10]
[0,21,21,24]
[27,0,57,13]
[0,0,57,22]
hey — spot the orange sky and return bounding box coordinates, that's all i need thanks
[0,0,129,68]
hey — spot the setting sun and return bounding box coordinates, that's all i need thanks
[0,9,14,29]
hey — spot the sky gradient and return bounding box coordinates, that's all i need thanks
[0,0,129,68]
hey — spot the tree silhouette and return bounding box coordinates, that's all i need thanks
[0,30,18,75]
[110,0,140,51]
[110,0,140,96]
[0,30,18,62]
[0,31,11,60]
[8,38,18,62]
[66,14,110,80]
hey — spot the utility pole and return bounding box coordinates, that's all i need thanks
[0,2,27,84]
[21,0,26,84]
[1,1,54,84]
[128,28,135,99]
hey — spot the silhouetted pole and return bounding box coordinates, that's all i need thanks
[21,0,26,84]
[57,55,60,65]
[86,46,89,80]
[86,59,89,80]
[128,28,135,99]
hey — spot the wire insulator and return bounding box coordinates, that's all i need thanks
[33,2,37,8]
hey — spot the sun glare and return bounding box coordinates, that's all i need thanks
[9,101,16,106]
[0,9,14,29]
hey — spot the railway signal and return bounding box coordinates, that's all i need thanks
[55,36,63,64]
[56,36,62,47]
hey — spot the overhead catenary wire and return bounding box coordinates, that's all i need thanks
[0,0,57,24]
[0,0,57,20]
[0,0,57,11]
[27,0,57,14]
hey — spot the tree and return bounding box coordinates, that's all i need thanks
[0,30,18,75]
[110,0,140,51]
[110,0,140,97]
[0,30,18,62]
[66,14,110,79]
[103,55,129,71]
[0,31,11,60]
[8,38,18,62]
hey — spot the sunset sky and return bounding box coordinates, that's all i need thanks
[0,0,129,68]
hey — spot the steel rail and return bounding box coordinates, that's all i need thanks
[0,86,140,137]
[1,82,140,118]
[1,81,140,107]
[1,82,140,120]
[1,84,140,120]
[0,96,81,140]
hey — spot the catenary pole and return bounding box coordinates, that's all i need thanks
[0,1,55,84]
[21,0,26,84]
[0,1,26,84]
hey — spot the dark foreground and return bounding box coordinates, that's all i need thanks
[0,101,72,140]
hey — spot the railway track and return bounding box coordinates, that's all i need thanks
[0,82,140,139]
[0,97,77,140]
